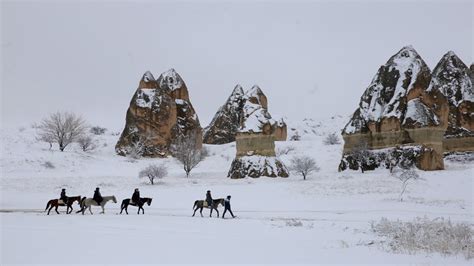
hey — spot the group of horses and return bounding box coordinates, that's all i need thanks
[44,195,152,215]
[45,195,227,217]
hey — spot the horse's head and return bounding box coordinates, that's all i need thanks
[112,196,117,203]
[147,198,152,206]
[76,196,82,205]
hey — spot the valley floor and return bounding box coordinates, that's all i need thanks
[0,125,472,264]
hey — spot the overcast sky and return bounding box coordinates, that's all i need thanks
[1,0,473,130]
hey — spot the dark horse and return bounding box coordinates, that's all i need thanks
[45,196,82,215]
[192,198,225,218]
[120,197,152,215]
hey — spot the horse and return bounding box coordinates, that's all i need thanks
[76,195,117,215]
[44,196,82,215]
[120,197,152,215]
[192,198,225,218]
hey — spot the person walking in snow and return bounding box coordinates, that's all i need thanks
[222,195,235,219]
[93,187,103,206]
[205,190,213,207]
[131,188,140,205]
[59,188,68,205]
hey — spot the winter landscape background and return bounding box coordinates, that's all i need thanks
[1,0,473,265]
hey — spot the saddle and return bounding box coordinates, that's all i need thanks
[203,201,209,207]
[58,199,65,205]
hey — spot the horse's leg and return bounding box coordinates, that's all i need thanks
[47,205,53,215]
[200,207,203,217]
[101,205,105,214]
[192,207,197,217]
[215,208,219,218]
[210,207,213,217]
[55,205,60,214]
[137,206,140,215]
[89,206,93,215]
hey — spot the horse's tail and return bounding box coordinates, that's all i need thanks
[121,200,126,209]
[45,200,51,212]
[80,197,86,208]
[193,200,198,209]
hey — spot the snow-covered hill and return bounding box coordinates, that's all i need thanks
[0,117,472,264]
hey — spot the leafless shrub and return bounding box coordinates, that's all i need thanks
[371,217,473,259]
[90,126,107,135]
[171,131,204,178]
[42,161,55,169]
[285,219,303,227]
[139,164,167,185]
[290,156,320,180]
[323,132,341,145]
[36,112,87,152]
[394,168,419,201]
[290,131,301,141]
[276,146,296,156]
[77,135,96,152]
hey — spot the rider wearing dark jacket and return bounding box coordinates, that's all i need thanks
[131,188,140,205]
[60,188,68,204]
[205,190,213,207]
[93,187,103,205]
[222,195,235,218]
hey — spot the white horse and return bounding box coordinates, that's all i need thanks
[77,196,117,215]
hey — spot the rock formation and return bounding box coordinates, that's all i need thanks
[227,85,289,179]
[430,52,474,152]
[203,85,287,144]
[116,69,202,157]
[340,46,448,171]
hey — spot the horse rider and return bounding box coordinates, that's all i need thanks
[205,190,213,207]
[93,187,103,206]
[222,195,235,219]
[59,188,68,205]
[131,188,140,205]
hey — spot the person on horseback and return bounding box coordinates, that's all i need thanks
[222,195,235,218]
[93,187,103,206]
[59,188,68,205]
[131,188,140,205]
[205,190,213,207]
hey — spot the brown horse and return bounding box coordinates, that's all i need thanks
[45,196,81,215]
[192,198,225,218]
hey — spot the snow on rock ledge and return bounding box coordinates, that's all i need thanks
[228,155,289,179]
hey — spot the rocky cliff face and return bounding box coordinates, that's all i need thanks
[430,52,474,137]
[222,85,288,178]
[341,46,448,171]
[116,69,202,157]
[203,85,286,144]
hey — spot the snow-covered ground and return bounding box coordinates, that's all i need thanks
[0,120,472,264]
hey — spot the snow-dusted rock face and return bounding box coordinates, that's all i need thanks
[116,69,202,157]
[203,85,244,144]
[341,46,448,171]
[430,52,474,144]
[203,85,286,144]
[228,156,289,179]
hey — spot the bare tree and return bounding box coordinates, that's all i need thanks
[77,135,96,152]
[290,131,301,141]
[36,134,54,150]
[351,139,370,173]
[171,131,205,178]
[139,164,167,185]
[323,132,341,145]
[395,168,419,202]
[36,112,87,152]
[276,145,296,156]
[290,156,320,180]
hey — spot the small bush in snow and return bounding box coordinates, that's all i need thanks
[90,126,107,135]
[42,161,55,169]
[393,168,419,201]
[290,156,320,180]
[36,112,87,152]
[323,132,341,145]
[371,217,473,259]
[77,135,96,152]
[290,131,301,141]
[139,164,167,185]
[276,146,296,156]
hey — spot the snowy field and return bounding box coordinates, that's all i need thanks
[0,119,473,264]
